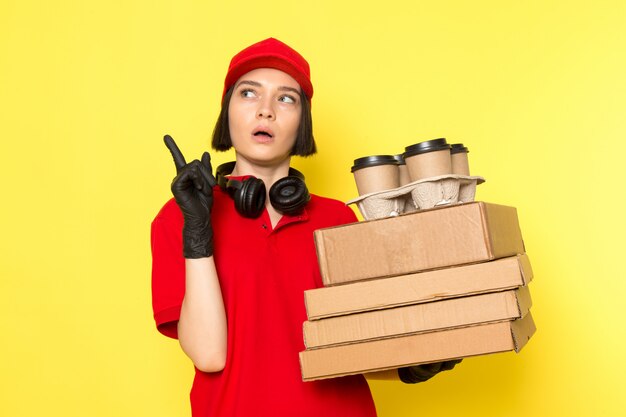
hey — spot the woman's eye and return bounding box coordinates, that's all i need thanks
[241,89,256,98]
[279,95,296,104]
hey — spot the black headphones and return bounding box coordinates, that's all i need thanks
[215,161,310,218]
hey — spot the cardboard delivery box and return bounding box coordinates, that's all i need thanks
[314,201,525,286]
[300,312,536,381]
[305,254,533,320]
[303,286,532,349]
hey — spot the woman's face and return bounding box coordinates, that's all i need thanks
[228,68,302,167]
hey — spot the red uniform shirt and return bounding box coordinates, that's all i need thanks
[151,187,377,417]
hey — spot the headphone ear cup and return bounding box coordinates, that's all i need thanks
[269,177,310,216]
[234,178,266,218]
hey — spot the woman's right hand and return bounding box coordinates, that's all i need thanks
[164,134,217,259]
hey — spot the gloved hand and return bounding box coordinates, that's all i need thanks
[164,134,217,259]
[398,359,462,384]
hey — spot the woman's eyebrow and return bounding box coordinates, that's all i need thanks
[235,80,300,95]
[235,80,262,89]
[278,86,300,95]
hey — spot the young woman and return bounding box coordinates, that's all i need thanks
[151,38,459,417]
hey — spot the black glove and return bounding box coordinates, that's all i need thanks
[164,134,216,259]
[398,359,462,384]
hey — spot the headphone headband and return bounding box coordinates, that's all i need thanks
[214,161,310,218]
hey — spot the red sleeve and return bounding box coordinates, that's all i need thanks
[340,204,359,225]
[150,199,185,339]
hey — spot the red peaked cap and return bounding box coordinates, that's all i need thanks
[222,38,313,102]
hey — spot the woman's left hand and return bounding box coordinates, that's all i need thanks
[398,359,462,384]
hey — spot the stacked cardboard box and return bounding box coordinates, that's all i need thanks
[300,201,536,382]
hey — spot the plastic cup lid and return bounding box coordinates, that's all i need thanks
[450,143,469,154]
[392,154,406,165]
[403,138,451,158]
[351,155,400,172]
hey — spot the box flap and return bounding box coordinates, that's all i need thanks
[514,286,533,318]
[518,253,534,285]
[481,202,526,259]
[511,312,536,352]
[313,230,330,283]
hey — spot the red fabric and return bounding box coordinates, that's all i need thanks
[151,187,377,417]
[222,38,314,101]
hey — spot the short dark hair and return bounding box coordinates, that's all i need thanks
[211,86,317,156]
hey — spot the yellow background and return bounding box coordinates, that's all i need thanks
[1,1,625,416]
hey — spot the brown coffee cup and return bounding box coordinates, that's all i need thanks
[393,154,411,186]
[403,138,452,181]
[351,155,400,196]
[450,143,470,175]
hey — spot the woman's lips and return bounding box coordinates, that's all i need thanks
[252,126,274,143]
[252,132,274,143]
[253,126,274,138]
[252,135,274,143]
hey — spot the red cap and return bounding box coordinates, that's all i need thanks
[222,38,313,102]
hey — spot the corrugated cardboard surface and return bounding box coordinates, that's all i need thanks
[303,287,532,349]
[300,313,536,381]
[314,201,525,286]
[482,203,527,259]
[305,254,533,320]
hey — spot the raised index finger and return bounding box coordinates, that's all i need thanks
[163,134,187,172]
[201,151,217,187]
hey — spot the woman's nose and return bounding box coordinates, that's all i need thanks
[256,98,275,120]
